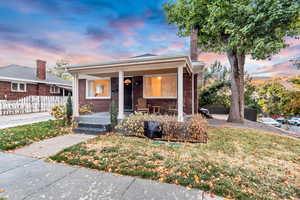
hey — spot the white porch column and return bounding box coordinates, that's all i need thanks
[118,71,124,120]
[178,66,184,122]
[72,73,79,117]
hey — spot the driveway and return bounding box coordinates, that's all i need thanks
[0,152,221,200]
[0,112,53,129]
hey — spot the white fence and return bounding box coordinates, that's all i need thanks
[0,96,68,115]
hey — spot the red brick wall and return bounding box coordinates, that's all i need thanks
[0,81,64,100]
[78,79,113,112]
[78,74,196,115]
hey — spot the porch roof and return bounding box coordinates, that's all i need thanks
[67,54,204,75]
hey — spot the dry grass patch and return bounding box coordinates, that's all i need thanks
[50,127,300,200]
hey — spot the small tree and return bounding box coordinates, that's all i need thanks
[110,100,118,130]
[164,0,300,123]
[66,94,73,125]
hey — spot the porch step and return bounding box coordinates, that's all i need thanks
[74,116,110,125]
[73,123,111,135]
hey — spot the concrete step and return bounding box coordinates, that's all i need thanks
[73,127,109,135]
[75,117,111,125]
[73,123,111,135]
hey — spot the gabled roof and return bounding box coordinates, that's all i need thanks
[0,65,71,86]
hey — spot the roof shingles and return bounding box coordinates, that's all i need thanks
[0,65,71,86]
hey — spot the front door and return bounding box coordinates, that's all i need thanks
[124,77,133,111]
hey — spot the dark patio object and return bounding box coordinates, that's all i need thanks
[144,121,163,139]
[198,108,213,119]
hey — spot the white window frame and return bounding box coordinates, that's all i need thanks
[143,74,177,99]
[50,85,60,94]
[85,77,111,99]
[11,82,27,92]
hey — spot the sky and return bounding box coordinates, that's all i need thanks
[0,0,300,77]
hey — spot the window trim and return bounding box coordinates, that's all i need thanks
[11,82,27,92]
[85,77,111,99]
[50,85,61,94]
[143,74,177,99]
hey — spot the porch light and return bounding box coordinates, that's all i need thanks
[157,76,162,80]
[124,79,132,85]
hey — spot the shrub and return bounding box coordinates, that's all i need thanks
[184,114,208,143]
[66,94,73,125]
[50,104,66,126]
[117,113,208,142]
[160,115,184,139]
[110,100,118,130]
[116,112,161,137]
[79,103,93,115]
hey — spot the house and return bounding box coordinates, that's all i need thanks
[0,60,72,100]
[67,33,204,123]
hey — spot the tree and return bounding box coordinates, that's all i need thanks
[48,59,72,80]
[290,57,300,69]
[164,0,300,123]
[66,94,73,125]
[203,61,230,87]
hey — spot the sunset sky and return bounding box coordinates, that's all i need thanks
[0,0,300,77]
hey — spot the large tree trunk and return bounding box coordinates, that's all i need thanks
[227,49,245,123]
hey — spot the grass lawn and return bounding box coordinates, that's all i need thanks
[50,127,300,200]
[0,121,71,150]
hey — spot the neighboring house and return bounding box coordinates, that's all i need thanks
[67,34,204,122]
[0,60,72,100]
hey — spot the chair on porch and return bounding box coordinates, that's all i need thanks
[136,98,150,114]
[167,105,177,115]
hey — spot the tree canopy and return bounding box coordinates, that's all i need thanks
[165,0,300,122]
[164,0,300,59]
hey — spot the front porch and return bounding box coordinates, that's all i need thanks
[69,55,203,125]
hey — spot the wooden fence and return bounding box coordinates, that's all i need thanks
[0,96,69,115]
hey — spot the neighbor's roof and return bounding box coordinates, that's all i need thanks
[67,54,205,73]
[0,65,71,86]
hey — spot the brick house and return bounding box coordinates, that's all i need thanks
[67,33,204,122]
[0,60,72,100]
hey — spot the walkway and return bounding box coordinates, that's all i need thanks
[13,134,96,159]
[0,152,222,200]
[0,112,53,129]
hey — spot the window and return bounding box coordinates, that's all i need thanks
[11,82,26,92]
[50,86,60,94]
[86,78,111,99]
[143,75,177,98]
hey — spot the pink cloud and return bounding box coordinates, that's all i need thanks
[122,37,136,47]
[154,41,185,55]
[109,18,144,35]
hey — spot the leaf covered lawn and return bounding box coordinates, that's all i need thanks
[0,120,71,150]
[50,127,300,200]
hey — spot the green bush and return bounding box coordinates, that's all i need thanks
[50,104,67,126]
[66,94,73,125]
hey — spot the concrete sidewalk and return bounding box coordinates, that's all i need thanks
[0,112,53,129]
[0,152,222,200]
[13,134,96,159]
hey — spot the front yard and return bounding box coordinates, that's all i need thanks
[0,121,71,150]
[50,127,300,200]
